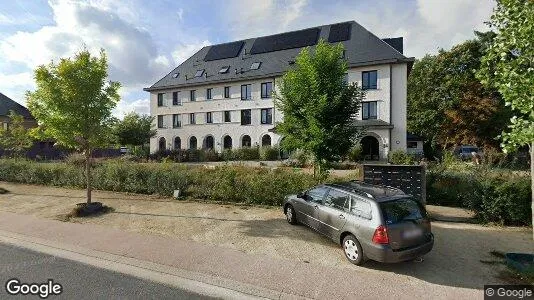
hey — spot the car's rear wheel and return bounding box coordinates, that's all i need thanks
[343,234,365,265]
[285,205,297,225]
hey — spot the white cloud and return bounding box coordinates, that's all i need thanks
[113,98,150,117]
[0,0,171,90]
[172,40,210,66]
[0,72,35,105]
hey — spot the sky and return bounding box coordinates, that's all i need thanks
[0,0,495,118]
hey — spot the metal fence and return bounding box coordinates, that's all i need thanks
[363,164,426,204]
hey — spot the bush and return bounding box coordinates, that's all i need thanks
[347,146,363,162]
[426,167,531,226]
[388,150,416,165]
[284,149,310,167]
[0,159,317,206]
[260,146,279,161]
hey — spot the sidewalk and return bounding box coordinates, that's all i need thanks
[0,211,479,300]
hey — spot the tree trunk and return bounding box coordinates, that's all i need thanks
[531,141,533,240]
[85,149,92,204]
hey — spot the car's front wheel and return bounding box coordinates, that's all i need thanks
[285,205,297,225]
[343,234,365,265]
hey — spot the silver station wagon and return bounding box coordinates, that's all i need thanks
[283,181,434,265]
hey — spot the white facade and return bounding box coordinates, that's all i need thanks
[150,63,408,160]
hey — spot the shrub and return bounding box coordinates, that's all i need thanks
[284,149,310,167]
[347,146,363,162]
[260,146,279,161]
[388,150,415,165]
[64,152,86,166]
[0,159,317,206]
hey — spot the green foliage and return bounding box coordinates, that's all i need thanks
[388,150,416,165]
[347,146,363,162]
[0,159,318,206]
[427,167,531,225]
[408,33,511,152]
[477,0,533,153]
[113,112,155,147]
[274,40,365,176]
[259,146,279,161]
[0,111,34,156]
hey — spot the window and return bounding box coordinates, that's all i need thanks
[203,136,214,150]
[379,197,425,225]
[324,189,350,210]
[241,135,251,147]
[241,109,251,125]
[206,88,212,100]
[261,82,272,98]
[250,62,261,70]
[158,137,166,151]
[189,136,197,149]
[194,69,204,77]
[190,90,196,101]
[362,101,377,120]
[351,197,372,219]
[189,113,195,124]
[241,84,251,100]
[261,135,271,147]
[224,111,231,122]
[157,115,164,128]
[261,108,273,124]
[172,114,181,128]
[206,112,213,123]
[223,136,232,149]
[224,86,230,98]
[219,66,230,74]
[157,93,164,106]
[306,186,328,204]
[174,137,181,149]
[362,70,377,90]
[172,92,181,105]
[407,141,418,149]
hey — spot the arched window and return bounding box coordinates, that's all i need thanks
[158,137,166,151]
[203,135,214,150]
[174,137,181,150]
[241,135,251,147]
[223,135,233,149]
[261,135,271,147]
[189,136,197,149]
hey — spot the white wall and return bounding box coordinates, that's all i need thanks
[390,63,408,152]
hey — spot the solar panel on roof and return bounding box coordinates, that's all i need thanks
[204,41,245,61]
[328,22,351,43]
[250,28,320,55]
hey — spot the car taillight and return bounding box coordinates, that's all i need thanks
[372,225,389,244]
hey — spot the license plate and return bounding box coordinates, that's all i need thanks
[403,228,423,239]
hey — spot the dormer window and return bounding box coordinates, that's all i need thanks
[250,62,261,70]
[194,69,204,77]
[172,73,179,78]
[219,66,230,74]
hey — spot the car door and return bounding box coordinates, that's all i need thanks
[293,186,328,230]
[317,188,350,238]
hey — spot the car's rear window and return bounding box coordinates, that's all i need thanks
[380,198,425,225]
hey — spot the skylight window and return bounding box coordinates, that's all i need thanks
[250,62,261,70]
[219,66,230,74]
[194,69,205,77]
[172,73,179,78]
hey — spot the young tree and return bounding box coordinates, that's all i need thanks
[0,111,34,157]
[477,0,534,237]
[113,112,155,148]
[27,49,120,204]
[274,40,365,178]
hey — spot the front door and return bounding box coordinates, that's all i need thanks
[317,188,350,238]
[361,136,380,160]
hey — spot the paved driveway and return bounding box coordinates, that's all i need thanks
[0,181,532,290]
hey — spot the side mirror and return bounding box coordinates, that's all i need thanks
[297,192,306,200]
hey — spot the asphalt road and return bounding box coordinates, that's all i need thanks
[0,243,216,299]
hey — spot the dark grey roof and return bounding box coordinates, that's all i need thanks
[327,181,406,201]
[145,21,413,91]
[354,119,393,128]
[407,132,424,141]
[0,93,33,119]
[382,37,403,54]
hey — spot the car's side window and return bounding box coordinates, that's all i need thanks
[324,189,350,210]
[306,187,328,204]
[350,196,372,219]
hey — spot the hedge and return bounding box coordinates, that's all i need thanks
[0,159,317,206]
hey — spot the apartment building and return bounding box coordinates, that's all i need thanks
[145,21,414,160]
